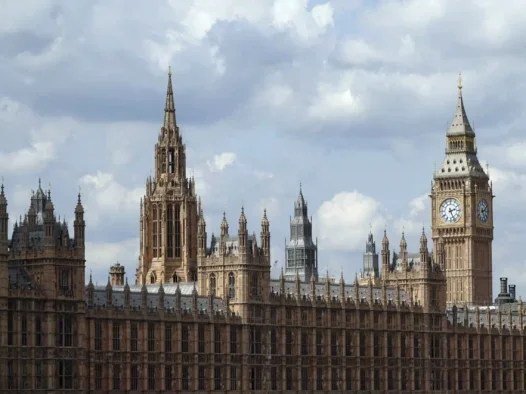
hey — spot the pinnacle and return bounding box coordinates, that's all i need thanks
[447,73,475,137]
[163,67,177,130]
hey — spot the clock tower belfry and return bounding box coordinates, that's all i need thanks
[430,75,493,307]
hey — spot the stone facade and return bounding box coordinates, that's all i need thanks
[0,71,525,393]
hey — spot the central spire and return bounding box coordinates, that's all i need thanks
[447,72,475,137]
[163,66,176,130]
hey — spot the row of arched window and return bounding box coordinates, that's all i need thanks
[209,273,236,299]
[152,204,181,258]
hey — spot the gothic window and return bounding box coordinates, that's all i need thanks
[230,326,238,354]
[158,208,162,255]
[175,204,181,258]
[148,323,155,352]
[58,315,73,347]
[214,327,221,354]
[165,325,172,353]
[113,364,121,390]
[182,324,189,353]
[131,365,139,390]
[57,360,73,389]
[198,324,205,353]
[95,319,102,351]
[21,316,28,346]
[209,273,216,296]
[173,273,178,283]
[169,148,175,174]
[131,323,138,352]
[148,365,156,390]
[112,322,120,351]
[153,205,158,258]
[167,204,173,258]
[35,362,43,389]
[228,272,235,299]
[60,270,71,292]
[35,316,43,346]
[161,149,166,174]
[165,365,173,391]
[150,274,155,284]
[250,273,259,298]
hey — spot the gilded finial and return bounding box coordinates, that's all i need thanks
[457,72,463,90]
[168,65,171,75]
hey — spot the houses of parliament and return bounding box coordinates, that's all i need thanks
[0,70,525,393]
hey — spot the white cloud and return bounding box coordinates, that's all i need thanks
[0,142,55,173]
[79,171,143,227]
[85,237,140,283]
[409,194,428,217]
[316,191,386,251]
[307,83,363,121]
[207,152,237,172]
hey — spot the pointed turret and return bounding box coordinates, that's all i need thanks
[381,228,390,278]
[0,183,8,255]
[220,212,229,237]
[163,66,177,131]
[74,192,85,252]
[447,73,475,138]
[238,207,248,255]
[261,209,270,258]
[420,227,429,269]
[363,226,379,279]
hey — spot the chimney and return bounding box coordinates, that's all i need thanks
[509,284,516,300]
[500,277,508,295]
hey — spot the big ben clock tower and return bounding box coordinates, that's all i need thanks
[431,74,493,307]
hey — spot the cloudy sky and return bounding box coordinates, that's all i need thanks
[1,0,526,297]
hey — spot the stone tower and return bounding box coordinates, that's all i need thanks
[285,185,318,282]
[197,206,271,320]
[362,229,379,279]
[430,75,493,306]
[109,262,125,286]
[0,183,8,299]
[136,69,198,285]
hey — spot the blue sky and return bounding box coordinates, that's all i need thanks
[1,0,526,298]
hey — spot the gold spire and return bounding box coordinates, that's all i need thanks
[457,72,463,91]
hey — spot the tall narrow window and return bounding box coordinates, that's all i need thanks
[168,148,175,174]
[8,300,15,346]
[59,315,73,347]
[182,324,189,353]
[21,316,28,346]
[230,326,238,354]
[228,273,235,299]
[35,362,43,389]
[214,327,221,354]
[35,316,43,346]
[113,322,120,351]
[167,204,173,258]
[165,324,172,353]
[148,323,155,352]
[198,324,205,353]
[148,365,156,390]
[57,360,73,389]
[131,365,139,390]
[95,320,102,351]
[175,204,181,258]
[95,364,103,390]
[161,149,167,174]
[113,364,121,391]
[209,273,216,296]
[165,365,173,391]
[131,323,138,352]
[251,273,259,297]
[153,205,158,258]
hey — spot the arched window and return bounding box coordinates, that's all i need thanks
[150,274,155,284]
[175,204,181,258]
[209,273,216,296]
[173,273,178,283]
[251,273,259,298]
[153,205,158,258]
[161,149,166,174]
[228,273,236,299]
[167,204,173,258]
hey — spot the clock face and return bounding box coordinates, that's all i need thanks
[440,198,462,223]
[477,199,490,223]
